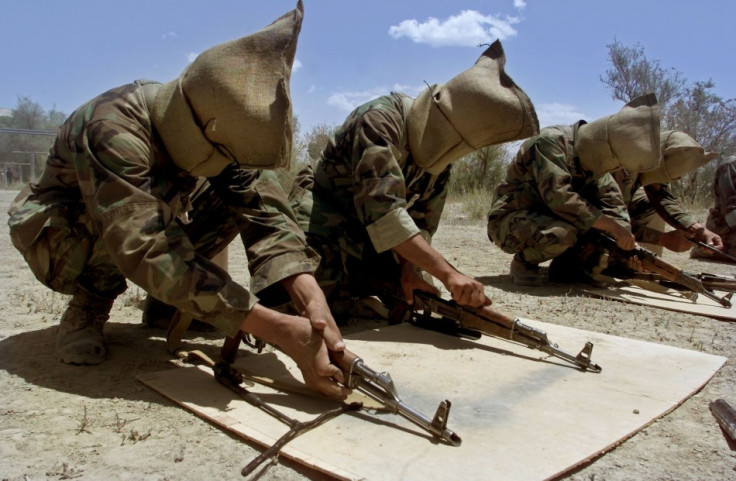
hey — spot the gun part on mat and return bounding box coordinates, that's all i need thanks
[329,348,462,446]
[595,233,733,308]
[694,239,736,264]
[628,272,736,295]
[213,359,361,477]
[397,290,602,373]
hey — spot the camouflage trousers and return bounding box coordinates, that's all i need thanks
[14,180,240,301]
[304,233,402,321]
[487,210,579,264]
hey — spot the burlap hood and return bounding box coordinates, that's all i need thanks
[406,40,539,175]
[639,130,719,185]
[151,1,303,177]
[574,93,661,175]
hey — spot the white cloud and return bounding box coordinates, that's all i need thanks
[537,102,586,127]
[514,0,526,10]
[388,10,520,47]
[327,84,428,112]
[292,58,302,73]
[187,52,199,63]
[328,88,387,112]
[162,31,177,39]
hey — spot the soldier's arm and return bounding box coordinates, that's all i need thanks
[392,233,490,308]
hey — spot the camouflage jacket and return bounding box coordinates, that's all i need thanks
[611,170,697,231]
[294,93,450,259]
[489,122,630,232]
[8,81,317,337]
[707,155,736,234]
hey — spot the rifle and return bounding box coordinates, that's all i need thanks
[396,290,602,373]
[593,232,733,308]
[217,333,461,452]
[329,348,462,446]
[629,272,736,294]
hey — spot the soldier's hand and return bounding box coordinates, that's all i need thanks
[608,224,636,251]
[281,273,345,352]
[445,271,491,308]
[241,304,350,400]
[695,228,723,251]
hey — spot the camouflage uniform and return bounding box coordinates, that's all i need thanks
[487,123,631,264]
[704,155,736,257]
[8,80,319,338]
[289,93,449,308]
[611,169,698,246]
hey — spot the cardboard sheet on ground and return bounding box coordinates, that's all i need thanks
[139,322,726,481]
[581,284,736,321]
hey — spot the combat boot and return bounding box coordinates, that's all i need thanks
[510,254,543,286]
[55,292,114,365]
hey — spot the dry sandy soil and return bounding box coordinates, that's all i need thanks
[1,188,736,481]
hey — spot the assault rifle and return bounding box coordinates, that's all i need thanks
[216,333,461,457]
[329,348,462,446]
[593,233,733,308]
[394,290,602,373]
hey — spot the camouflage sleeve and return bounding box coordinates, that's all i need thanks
[352,109,421,253]
[643,183,698,230]
[208,167,320,299]
[406,166,450,242]
[592,173,631,228]
[532,137,603,231]
[80,119,253,337]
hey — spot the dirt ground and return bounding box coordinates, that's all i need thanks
[1,188,736,481]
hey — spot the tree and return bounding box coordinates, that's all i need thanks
[448,145,509,195]
[601,40,686,111]
[601,40,736,207]
[0,96,65,185]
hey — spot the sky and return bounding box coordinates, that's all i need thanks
[2,0,735,135]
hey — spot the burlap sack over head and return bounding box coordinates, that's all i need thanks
[639,130,719,185]
[575,93,661,175]
[406,40,539,175]
[152,1,303,177]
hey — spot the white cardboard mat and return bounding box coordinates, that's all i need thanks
[139,322,726,481]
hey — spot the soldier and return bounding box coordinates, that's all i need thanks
[692,154,736,261]
[613,130,722,256]
[7,3,349,400]
[289,40,539,317]
[487,94,661,286]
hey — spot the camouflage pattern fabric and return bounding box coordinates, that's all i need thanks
[705,156,736,257]
[611,169,698,245]
[289,93,449,310]
[8,81,318,338]
[487,122,630,264]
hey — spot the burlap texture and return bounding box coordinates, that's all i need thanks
[639,130,719,185]
[152,1,303,177]
[575,93,661,175]
[407,40,539,175]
